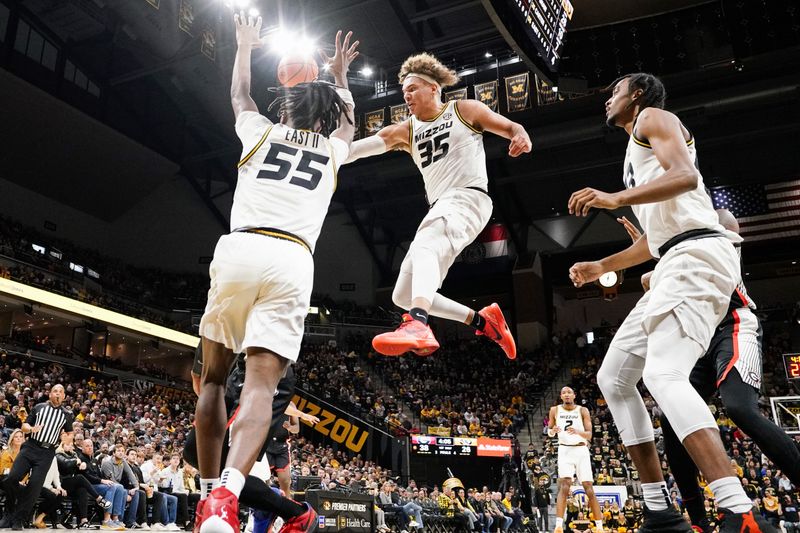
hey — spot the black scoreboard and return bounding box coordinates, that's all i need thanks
[482,0,574,83]
[784,353,800,380]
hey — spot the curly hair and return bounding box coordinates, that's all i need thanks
[398,53,459,89]
[268,81,352,138]
[606,73,667,110]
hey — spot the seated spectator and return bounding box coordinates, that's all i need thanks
[33,457,67,529]
[378,481,410,532]
[77,439,127,530]
[783,495,800,533]
[0,429,24,511]
[159,453,198,529]
[100,444,142,529]
[56,440,113,529]
[126,448,179,530]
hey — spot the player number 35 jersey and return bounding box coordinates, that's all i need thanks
[231,111,349,253]
[556,405,587,446]
[409,100,488,204]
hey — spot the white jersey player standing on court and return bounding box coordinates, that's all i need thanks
[548,387,602,533]
[568,73,776,533]
[194,14,359,533]
[345,52,531,358]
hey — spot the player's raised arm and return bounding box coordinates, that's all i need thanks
[454,99,532,157]
[320,30,359,146]
[231,12,264,120]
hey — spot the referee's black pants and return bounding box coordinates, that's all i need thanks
[2,441,55,523]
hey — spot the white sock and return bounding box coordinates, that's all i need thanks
[642,481,671,511]
[708,477,752,514]
[200,478,219,499]
[219,468,245,499]
[594,520,603,531]
[555,517,564,529]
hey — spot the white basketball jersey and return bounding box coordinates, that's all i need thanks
[231,111,349,252]
[622,118,736,258]
[409,100,488,204]
[556,405,586,446]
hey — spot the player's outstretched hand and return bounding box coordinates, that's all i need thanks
[568,187,621,216]
[616,216,641,243]
[508,131,532,157]
[569,261,603,288]
[233,11,266,49]
[319,30,360,78]
[301,413,320,425]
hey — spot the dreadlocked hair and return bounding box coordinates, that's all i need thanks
[267,81,352,138]
[606,73,667,110]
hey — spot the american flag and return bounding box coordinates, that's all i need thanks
[711,179,800,242]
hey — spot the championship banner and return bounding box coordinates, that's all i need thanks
[535,75,560,106]
[200,27,216,61]
[144,0,159,8]
[306,490,373,532]
[474,81,499,111]
[390,104,409,124]
[505,72,531,112]
[364,109,385,136]
[178,0,194,35]
[428,426,451,437]
[445,87,468,102]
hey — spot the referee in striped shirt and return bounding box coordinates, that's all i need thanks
[0,384,74,530]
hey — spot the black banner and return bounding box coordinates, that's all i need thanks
[364,109,385,136]
[474,81,499,111]
[445,87,468,102]
[306,490,373,532]
[292,387,409,477]
[505,72,531,112]
[390,104,409,124]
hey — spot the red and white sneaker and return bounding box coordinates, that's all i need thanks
[192,499,207,533]
[278,503,318,533]
[198,487,239,533]
[476,303,517,359]
[372,314,440,356]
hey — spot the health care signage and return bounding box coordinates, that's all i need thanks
[476,437,513,457]
[307,490,373,532]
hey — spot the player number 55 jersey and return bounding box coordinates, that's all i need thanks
[231,111,349,253]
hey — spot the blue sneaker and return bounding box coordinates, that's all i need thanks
[252,486,283,533]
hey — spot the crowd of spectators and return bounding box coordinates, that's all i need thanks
[367,333,576,439]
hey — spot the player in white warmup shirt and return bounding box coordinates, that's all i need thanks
[567,73,775,533]
[345,52,531,359]
[194,15,359,533]
[548,387,602,533]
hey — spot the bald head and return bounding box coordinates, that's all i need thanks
[716,209,739,234]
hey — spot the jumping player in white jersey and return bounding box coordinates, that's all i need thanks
[194,13,358,533]
[345,52,531,358]
[567,73,775,533]
[548,387,602,533]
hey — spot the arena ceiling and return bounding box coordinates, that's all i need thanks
[4,0,800,281]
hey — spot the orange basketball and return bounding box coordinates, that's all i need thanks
[277,55,319,87]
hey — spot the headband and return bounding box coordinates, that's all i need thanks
[405,72,441,90]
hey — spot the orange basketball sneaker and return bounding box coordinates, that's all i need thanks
[372,314,440,356]
[476,303,517,359]
[199,487,239,533]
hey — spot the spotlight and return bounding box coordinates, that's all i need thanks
[248,7,259,17]
[360,66,373,77]
[484,51,492,58]
[552,86,559,93]
[234,0,249,8]
[269,28,316,57]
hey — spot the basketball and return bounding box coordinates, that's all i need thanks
[277,55,319,87]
